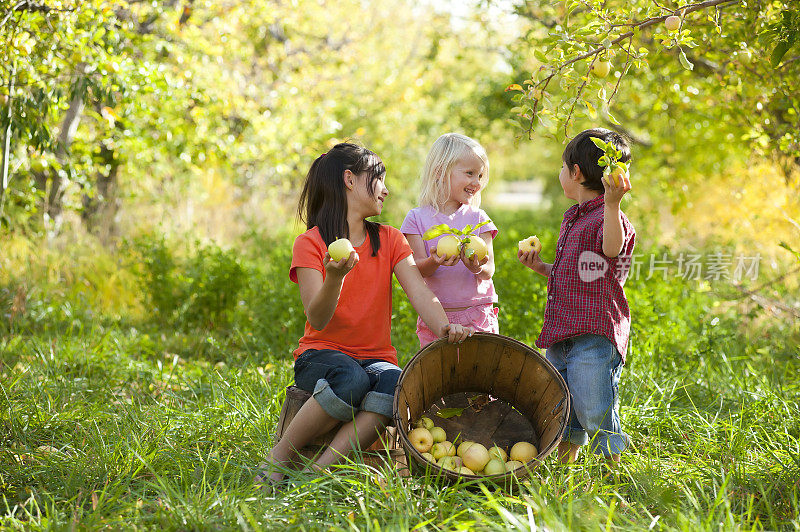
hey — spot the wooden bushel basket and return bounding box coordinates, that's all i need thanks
[393,332,570,483]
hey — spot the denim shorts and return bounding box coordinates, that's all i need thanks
[416,304,499,348]
[293,349,401,422]
[546,334,628,457]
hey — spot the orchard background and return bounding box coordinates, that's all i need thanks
[1,1,799,530]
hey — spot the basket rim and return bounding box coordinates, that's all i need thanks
[392,332,571,481]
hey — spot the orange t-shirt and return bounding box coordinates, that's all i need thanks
[290,225,413,365]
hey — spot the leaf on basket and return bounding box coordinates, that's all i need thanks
[468,394,491,411]
[436,407,465,419]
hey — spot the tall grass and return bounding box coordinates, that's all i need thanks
[1,209,798,530]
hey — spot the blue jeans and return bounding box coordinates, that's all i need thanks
[546,334,628,458]
[293,349,401,422]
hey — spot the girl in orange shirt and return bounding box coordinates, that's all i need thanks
[257,142,472,486]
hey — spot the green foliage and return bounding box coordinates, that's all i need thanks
[2,208,800,529]
[130,234,246,328]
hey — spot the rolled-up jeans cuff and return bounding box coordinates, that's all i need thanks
[312,379,357,422]
[590,431,629,458]
[565,428,589,446]
[360,390,394,419]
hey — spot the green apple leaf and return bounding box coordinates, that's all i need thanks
[422,224,453,240]
[436,407,466,419]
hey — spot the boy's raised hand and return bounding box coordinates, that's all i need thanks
[602,168,632,204]
[323,250,359,278]
[430,246,461,267]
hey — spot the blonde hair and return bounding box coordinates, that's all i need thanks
[418,133,490,212]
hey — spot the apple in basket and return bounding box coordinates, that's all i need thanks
[429,426,447,443]
[510,441,538,463]
[488,445,507,463]
[461,443,490,473]
[409,427,434,453]
[414,417,435,430]
[431,441,456,460]
[482,458,506,476]
[505,460,524,472]
[457,440,475,458]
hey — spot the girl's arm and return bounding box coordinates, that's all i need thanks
[405,234,460,277]
[295,252,359,331]
[394,255,472,343]
[461,232,494,280]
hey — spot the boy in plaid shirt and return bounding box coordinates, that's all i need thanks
[518,128,635,464]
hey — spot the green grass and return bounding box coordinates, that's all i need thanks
[1,209,799,530]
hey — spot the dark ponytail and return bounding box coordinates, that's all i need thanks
[297,142,384,256]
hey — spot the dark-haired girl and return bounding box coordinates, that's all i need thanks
[259,143,472,484]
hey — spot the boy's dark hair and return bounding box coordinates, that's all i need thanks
[562,128,631,193]
[298,142,384,256]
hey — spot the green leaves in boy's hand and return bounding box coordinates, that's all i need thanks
[591,136,628,186]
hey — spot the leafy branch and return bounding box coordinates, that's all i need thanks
[508,0,742,139]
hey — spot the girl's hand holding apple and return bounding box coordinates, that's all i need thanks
[430,246,462,267]
[462,250,489,273]
[323,250,359,278]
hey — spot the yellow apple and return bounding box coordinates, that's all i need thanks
[328,238,354,262]
[420,452,435,463]
[409,427,433,453]
[462,235,488,261]
[461,443,490,473]
[665,15,681,32]
[488,445,507,463]
[431,441,456,460]
[456,440,475,458]
[414,416,434,430]
[510,441,538,463]
[438,456,460,471]
[609,164,627,187]
[483,458,506,476]
[429,426,447,443]
[518,236,542,254]
[591,60,611,79]
[459,466,475,475]
[505,460,524,472]
[435,234,462,258]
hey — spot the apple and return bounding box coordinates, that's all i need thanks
[429,426,447,443]
[738,49,752,64]
[420,452,435,463]
[414,416,434,430]
[518,236,542,254]
[665,15,681,32]
[435,234,461,258]
[438,456,458,470]
[488,445,507,463]
[328,238,354,262]
[457,440,475,458]
[609,164,626,187]
[510,441,538,463]
[591,60,611,79]
[409,427,433,453]
[462,235,488,261]
[431,441,456,460]
[505,460,524,472]
[459,466,475,475]
[461,442,490,473]
[483,458,506,476]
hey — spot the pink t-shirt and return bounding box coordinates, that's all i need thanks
[401,204,498,308]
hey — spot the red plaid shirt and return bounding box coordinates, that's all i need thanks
[536,194,636,362]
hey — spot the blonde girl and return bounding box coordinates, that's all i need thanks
[401,133,499,347]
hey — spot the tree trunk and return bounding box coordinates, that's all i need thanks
[43,81,85,237]
[81,143,120,244]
